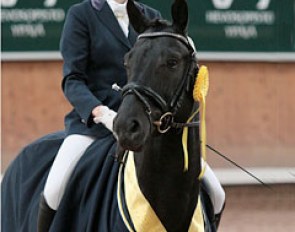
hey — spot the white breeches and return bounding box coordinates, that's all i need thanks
[43,134,225,214]
[202,161,226,214]
[44,134,95,210]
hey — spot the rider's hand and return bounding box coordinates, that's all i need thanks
[92,105,117,132]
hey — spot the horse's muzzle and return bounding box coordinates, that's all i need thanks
[113,111,150,152]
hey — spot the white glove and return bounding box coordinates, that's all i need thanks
[92,106,117,132]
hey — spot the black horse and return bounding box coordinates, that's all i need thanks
[2,0,217,231]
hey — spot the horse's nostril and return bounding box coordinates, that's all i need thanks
[128,120,140,133]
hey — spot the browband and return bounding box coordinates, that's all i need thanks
[138,32,193,51]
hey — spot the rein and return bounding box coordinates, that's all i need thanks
[122,31,199,134]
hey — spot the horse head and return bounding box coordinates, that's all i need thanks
[114,0,199,152]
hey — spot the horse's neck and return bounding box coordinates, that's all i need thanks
[134,129,201,231]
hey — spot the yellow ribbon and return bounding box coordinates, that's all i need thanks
[182,65,209,179]
[182,109,199,171]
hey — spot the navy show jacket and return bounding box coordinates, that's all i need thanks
[60,0,161,138]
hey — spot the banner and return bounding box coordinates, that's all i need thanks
[1,0,79,59]
[2,0,295,60]
[190,0,294,52]
[141,0,295,59]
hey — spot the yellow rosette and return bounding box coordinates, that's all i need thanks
[182,65,209,179]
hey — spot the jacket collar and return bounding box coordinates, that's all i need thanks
[91,0,106,11]
[91,0,144,12]
[91,0,140,49]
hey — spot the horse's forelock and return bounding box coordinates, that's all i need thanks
[146,19,176,33]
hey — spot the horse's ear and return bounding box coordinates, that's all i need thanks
[127,0,151,33]
[171,0,188,34]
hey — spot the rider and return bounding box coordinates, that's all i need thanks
[37,0,225,231]
[37,0,161,231]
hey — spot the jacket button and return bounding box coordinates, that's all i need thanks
[81,119,86,124]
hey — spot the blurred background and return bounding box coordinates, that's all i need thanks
[2,0,295,231]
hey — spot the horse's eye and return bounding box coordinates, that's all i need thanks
[166,59,178,69]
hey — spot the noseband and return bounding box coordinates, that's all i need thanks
[122,31,200,133]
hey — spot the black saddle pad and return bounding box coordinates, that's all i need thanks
[1,131,128,232]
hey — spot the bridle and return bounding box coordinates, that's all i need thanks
[122,31,200,133]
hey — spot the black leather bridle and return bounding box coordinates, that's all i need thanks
[122,31,200,133]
